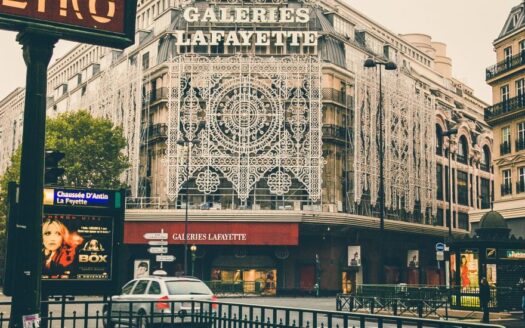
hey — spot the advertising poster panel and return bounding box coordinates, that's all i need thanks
[42,214,113,280]
[347,246,361,266]
[134,260,150,278]
[459,250,479,289]
[407,250,419,268]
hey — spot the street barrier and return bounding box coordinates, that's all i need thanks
[0,298,508,328]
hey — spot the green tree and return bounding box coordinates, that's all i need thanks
[45,110,130,188]
[0,110,130,255]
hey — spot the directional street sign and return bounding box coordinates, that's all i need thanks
[148,240,168,246]
[156,255,176,262]
[147,247,168,254]
[144,232,168,240]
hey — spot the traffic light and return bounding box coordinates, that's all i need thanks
[45,150,65,185]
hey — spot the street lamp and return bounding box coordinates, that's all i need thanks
[442,128,458,238]
[177,138,200,275]
[363,58,397,284]
[190,245,197,277]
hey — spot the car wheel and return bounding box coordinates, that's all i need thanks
[136,312,150,328]
[102,307,114,328]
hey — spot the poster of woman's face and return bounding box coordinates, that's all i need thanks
[348,246,361,266]
[407,250,419,268]
[134,260,150,278]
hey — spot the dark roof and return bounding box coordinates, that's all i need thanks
[319,36,346,67]
[497,1,525,40]
[479,211,508,229]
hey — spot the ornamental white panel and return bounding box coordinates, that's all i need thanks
[354,66,436,215]
[167,55,323,202]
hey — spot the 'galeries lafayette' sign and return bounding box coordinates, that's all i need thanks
[0,0,136,47]
[174,5,317,47]
[124,222,299,245]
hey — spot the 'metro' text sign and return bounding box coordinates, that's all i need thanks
[0,0,136,48]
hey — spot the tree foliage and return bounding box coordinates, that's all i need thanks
[0,110,130,256]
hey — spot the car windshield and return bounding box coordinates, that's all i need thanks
[165,280,212,295]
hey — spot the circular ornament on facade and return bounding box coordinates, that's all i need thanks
[234,247,247,258]
[208,77,281,154]
[274,247,290,260]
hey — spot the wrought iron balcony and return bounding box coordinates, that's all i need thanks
[485,94,525,123]
[500,142,511,155]
[486,52,525,80]
[517,181,525,193]
[322,88,352,106]
[501,183,512,196]
[516,138,525,152]
[322,124,348,141]
[144,123,168,143]
[480,162,490,172]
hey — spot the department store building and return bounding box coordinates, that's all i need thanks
[0,0,493,293]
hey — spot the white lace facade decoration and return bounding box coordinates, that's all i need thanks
[354,67,436,215]
[167,55,323,202]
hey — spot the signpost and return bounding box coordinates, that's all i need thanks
[156,255,176,262]
[0,2,136,326]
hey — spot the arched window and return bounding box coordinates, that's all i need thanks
[457,136,468,164]
[481,146,491,172]
[436,124,443,156]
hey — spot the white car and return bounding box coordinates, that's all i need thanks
[103,276,217,328]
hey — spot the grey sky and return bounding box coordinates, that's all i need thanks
[0,1,517,103]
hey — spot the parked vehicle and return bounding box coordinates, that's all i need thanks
[103,276,217,327]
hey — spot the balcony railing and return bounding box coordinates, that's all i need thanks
[456,153,468,164]
[518,181,525,193]
[321,88,352,106]
[486,51,525,80]
[485,94,525,121]
[501,184,512,196]
[144,123,168,142]
[500,142,511,155]
[480,162,490,172]
[322,124,348,141]
[516,138,525,151]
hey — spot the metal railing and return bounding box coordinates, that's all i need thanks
[125,197,161,209]
[517,181,525,193]
[501,184,512,196]
[0,298,505,328]
[500,142,511,155]
[486,52,525,80]
[485,94,525,121]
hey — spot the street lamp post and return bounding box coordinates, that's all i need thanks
[177,138,200,275]
[190,245,197,277]
[363,58,397,284]
[442,128,458,238]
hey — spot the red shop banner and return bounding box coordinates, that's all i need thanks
[124,222,299,246]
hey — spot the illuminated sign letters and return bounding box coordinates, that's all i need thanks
[0,0,136,48]
[173,5,318,48]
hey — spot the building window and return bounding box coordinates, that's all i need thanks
[457,136,468,164]
[518,167,525,193]
[458,212,469,231]
[142,52,150,70]
[502,169,512,196]
[480,178,491,209]
[517,79,525,97]
[481,146,491,172]
[436,164,443,200]
[501,126,511,155]
[500,84,510,103]
[504,46,512,67]
[457,171,468,206]
[517,122,525,151]
[436,124,443,156]
[520,40,525,62]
